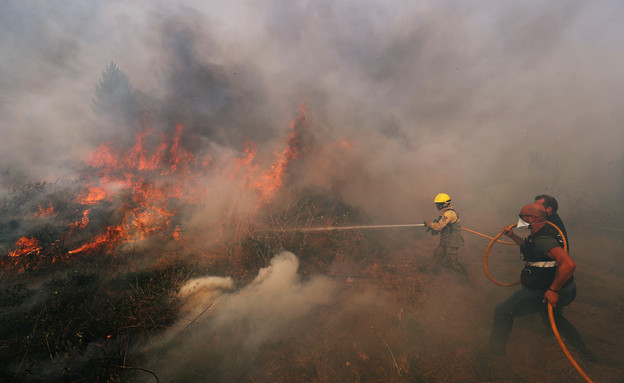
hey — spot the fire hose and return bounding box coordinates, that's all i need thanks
[284,223,515,246]
[461,227,515,245]
[484,222,594,383]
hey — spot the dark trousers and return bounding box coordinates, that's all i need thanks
[489,284,591,356]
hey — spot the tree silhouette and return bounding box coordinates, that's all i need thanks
[93,62,138,122]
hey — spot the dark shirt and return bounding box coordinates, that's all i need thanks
[521,224,562,262]
[520,224,572,290]
[547,213,569,250]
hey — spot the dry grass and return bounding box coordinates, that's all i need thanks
[1,191,622,382]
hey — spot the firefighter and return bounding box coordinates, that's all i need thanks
[420,193,467,277]
[489,203,595,361]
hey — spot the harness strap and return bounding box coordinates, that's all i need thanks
[525,261,557,268]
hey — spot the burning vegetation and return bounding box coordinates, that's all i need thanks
[1,97,313,272]
[0,78,376,381]
[1,60,621,383]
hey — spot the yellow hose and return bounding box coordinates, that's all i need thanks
[462,227,516,245]
[483,224,520,286]
[484,222,594,383]
[547,303,594,383]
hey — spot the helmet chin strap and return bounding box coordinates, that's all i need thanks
[436,203,449,210]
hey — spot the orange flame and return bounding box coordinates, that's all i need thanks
[86,144,118,168]
[76,187,108,205]
[252,101,309,200]
[70,209,91,230]
[5,103,321,270]
[65,103,311,257]
[68,126,192,254]
[127,128,156,171]
[68,225,125,255]
[130,182,175,236]
[168,124,194,174]
[338,140,352,149]
[9,237,42,257]
[34,202,56,217]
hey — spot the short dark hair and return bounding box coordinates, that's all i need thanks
[535,194,558,213]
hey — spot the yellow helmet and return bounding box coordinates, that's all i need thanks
[434,193,451,204]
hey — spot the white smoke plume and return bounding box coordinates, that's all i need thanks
[177,275,234,315]
[147,252,339,380]
[211,252,336,350]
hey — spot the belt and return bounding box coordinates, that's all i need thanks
[525,261,557,267]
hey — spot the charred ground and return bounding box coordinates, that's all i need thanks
[1,186,622,383]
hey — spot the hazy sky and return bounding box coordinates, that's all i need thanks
[1,0,623,225]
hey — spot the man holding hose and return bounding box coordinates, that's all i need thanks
[488,203,595,361]
[421,193,467,277]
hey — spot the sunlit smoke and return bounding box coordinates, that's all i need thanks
[148,252,339,379]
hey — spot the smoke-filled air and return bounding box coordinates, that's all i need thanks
[1,1,623,382]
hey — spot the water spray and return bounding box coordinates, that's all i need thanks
[276,223,515,245]
[279,223,425,232]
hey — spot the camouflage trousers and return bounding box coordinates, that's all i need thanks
[424,245,467,275]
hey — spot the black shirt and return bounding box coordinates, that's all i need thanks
[547,213,569,250]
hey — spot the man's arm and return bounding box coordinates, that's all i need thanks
[543,246,576,307]
[501,227,524,246]
[426,210,455,232]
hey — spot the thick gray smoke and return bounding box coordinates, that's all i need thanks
[2,0,623,228]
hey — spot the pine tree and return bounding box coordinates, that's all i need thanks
[93,62,138,122]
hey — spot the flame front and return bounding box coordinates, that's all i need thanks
[252,101,309,201]
[7,102,315,268]
[68,127,191,254]
[76,187,108,205]
[34,202,56,217]
[9,237,42,258]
